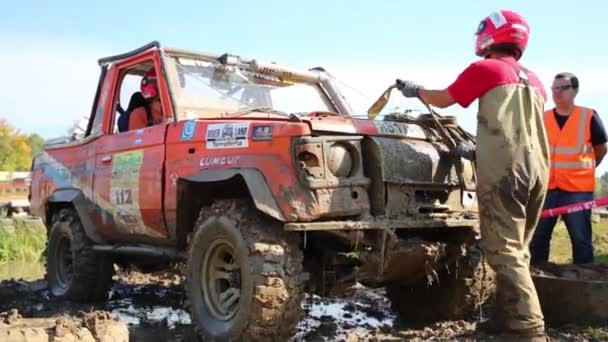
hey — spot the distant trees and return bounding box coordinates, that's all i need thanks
[0,119,45,171]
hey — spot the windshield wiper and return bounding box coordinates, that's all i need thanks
[224,107,300,121]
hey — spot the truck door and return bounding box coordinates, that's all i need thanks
[93,58,169,240]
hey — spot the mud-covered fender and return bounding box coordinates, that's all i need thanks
[46,188,106,244]
[182,168,286,222]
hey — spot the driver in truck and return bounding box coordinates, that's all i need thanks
[128,68,165,130]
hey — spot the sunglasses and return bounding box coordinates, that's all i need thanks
[551,85,572,91]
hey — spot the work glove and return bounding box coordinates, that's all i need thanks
[452,142,476,161]
[395,79,420,98]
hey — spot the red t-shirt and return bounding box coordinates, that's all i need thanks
[447,57,546,108]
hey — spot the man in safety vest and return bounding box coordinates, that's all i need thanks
[396,10,549,340]
[530,73,607,265]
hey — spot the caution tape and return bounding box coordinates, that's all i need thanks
[540,196,608,218]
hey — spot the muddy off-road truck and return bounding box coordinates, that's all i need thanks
[29,41,494,341]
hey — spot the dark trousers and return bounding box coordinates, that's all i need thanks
[530,189,594,265]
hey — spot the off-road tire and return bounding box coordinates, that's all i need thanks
[185,200,307,341]
[45,208,114,302]
[386,242,495,324]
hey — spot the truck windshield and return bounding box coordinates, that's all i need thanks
[167,56,334,118]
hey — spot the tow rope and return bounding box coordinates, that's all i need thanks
[540,197,608,218]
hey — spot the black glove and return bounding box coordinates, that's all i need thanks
[395,79,420,98]
[453,142,476,161]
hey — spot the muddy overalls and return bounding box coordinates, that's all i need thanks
[475,65,550,334]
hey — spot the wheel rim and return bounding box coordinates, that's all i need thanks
[201,238,242,321]
[53,233,73,293]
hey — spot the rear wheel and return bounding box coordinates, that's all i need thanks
[45,208,114,301]
[185,200,308,341]
[386,241,495,324]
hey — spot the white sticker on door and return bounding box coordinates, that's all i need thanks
[205,123,250,149]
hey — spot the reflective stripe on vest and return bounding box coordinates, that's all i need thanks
[544,106,595,191]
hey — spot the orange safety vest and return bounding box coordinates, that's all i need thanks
[544,106,596,192]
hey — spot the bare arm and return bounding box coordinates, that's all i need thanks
[595,143,607,166]
[418,88,456,109]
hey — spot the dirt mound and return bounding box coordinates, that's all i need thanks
[0,309,128,342]
[114,263,184,287]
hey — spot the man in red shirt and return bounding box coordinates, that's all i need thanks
[396,10,549,340]
[129,68,165,130]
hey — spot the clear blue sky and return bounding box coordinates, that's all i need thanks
[2,0,607,173]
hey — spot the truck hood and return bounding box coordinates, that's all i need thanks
[301,115,428,140]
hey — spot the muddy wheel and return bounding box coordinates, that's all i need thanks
[185,200,307,341]
[386,242,495,323]
[46,208,114,302]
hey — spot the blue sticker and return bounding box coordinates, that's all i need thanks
[181,120,197,140]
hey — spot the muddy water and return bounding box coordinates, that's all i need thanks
[2,264,607,341]
[0,265,195,341]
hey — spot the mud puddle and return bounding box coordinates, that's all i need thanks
[1,264,608,341]
[0,266,194,341]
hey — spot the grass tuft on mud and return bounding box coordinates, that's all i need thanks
[0,218,46,263]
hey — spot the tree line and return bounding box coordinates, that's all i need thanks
[0,119,45,172]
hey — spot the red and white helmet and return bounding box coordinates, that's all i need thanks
[141,68,158,99]
[475,10,530,60]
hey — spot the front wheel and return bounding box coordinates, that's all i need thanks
[185,200,308,341]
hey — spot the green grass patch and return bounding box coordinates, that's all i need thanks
[0,218,46,263]
[548,220,608,264]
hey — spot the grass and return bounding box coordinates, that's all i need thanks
[0,218,46,263]
[548,220,608,264]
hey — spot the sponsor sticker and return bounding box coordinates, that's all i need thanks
[181,120,197,141]
[252,125,273,141]
[373,121,427,139]
[489,11,507,28]
[110,150,145,230]
[200,155,240,168]
[205,123,250,149]
[373,121,410,136]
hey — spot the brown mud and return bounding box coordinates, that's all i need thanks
[0,264,607,341]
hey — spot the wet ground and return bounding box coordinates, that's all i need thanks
[1,263,607,341]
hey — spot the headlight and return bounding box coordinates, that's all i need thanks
[327,143,353,178]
